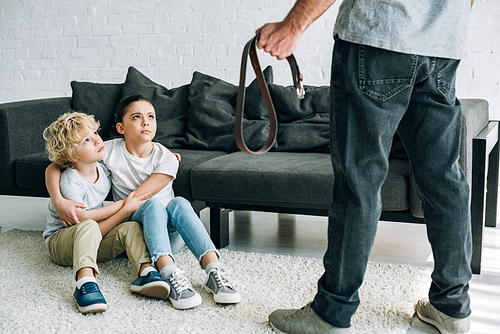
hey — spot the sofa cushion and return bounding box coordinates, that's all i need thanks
[0,97,72,190]
[14,148,223,202]
[185,66,275,152]
[115,66,190,149]
[171,148,228,201]
[383,159,411,211]
[191,152,410,211]
[268,84,330,152]
[71,81,123,140]
[16,152,50,191]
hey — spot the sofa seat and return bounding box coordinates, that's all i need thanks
[191,151,410,212]
[16,152,50,192]
[13,148,228,202]
[171,149,227,201]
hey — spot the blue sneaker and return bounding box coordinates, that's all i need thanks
[74,281,107,314]
[130,271,170,300]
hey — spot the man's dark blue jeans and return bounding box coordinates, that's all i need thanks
[311,37,472,328]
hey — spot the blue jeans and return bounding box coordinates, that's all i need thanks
[311,37,472,328]
[129,197,218,267]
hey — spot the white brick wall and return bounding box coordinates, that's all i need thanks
[458,0,500,119]
[1,0,499,118]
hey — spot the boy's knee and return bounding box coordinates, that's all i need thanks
[142,197,164,210]
[118,221,144,235]
[72,219,101,251]
[76,219,101,235]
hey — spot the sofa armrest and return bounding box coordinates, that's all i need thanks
[459,99,490,183]
[410,98,490,218]
[0,97,72,189]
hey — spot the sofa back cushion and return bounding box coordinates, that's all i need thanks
[70,66,408,158]
[71,81,123,140]
[185,67,275,152]
[116,67,190,149]
[269,84,330,152]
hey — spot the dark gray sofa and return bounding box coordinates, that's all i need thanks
[0,66,497,274]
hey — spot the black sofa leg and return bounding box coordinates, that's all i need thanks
[471,134,487,274]
[485,141,499,228]
[209,206,230,249]
[470,122,499,274]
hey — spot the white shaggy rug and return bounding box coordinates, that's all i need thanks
[0,229,432,334]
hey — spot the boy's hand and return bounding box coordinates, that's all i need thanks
[53,198,86,227]
[173,152,181,161]
[123,191,150,213]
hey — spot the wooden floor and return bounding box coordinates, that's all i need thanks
[1,195,499,333]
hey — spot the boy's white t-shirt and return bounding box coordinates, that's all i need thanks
[43,161,111,244]
[103,138,179,206]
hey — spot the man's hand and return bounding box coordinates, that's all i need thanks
[256,21,302,60]
[256,0,336,60]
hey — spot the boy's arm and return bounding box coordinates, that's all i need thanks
[96,191,148,236]
[77,187,149,222]
[133,173,173,198]
[45,162,86,227]
[132,147,178,197]
[76,199,124,222]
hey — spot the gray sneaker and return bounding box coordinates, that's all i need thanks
[413,298,470,334]
[269,303,351,334]
[203,266,241,304]
[166,268,202,309]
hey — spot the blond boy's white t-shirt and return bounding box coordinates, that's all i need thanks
[43,161,111,244]
[103,138,179,206]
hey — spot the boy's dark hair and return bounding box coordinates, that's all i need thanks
[116,94,153,123]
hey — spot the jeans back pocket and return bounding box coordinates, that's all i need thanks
[359,45,417,102]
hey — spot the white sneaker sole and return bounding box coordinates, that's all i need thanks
[78,303,107,314]
[416,309,469,334]
[169,292,202,310]
[204,286,241,304]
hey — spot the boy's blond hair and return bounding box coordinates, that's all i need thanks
[43,111,100,168]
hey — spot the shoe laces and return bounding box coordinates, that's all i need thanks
[80,282,100,294]
[203,267,235,290]
[168,268,193,294]
[289,303,313,317]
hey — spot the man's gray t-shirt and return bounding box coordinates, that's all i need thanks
[43,162,111,244]
[334,0,471,59]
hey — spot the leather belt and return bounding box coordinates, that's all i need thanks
[235,34,305,155]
